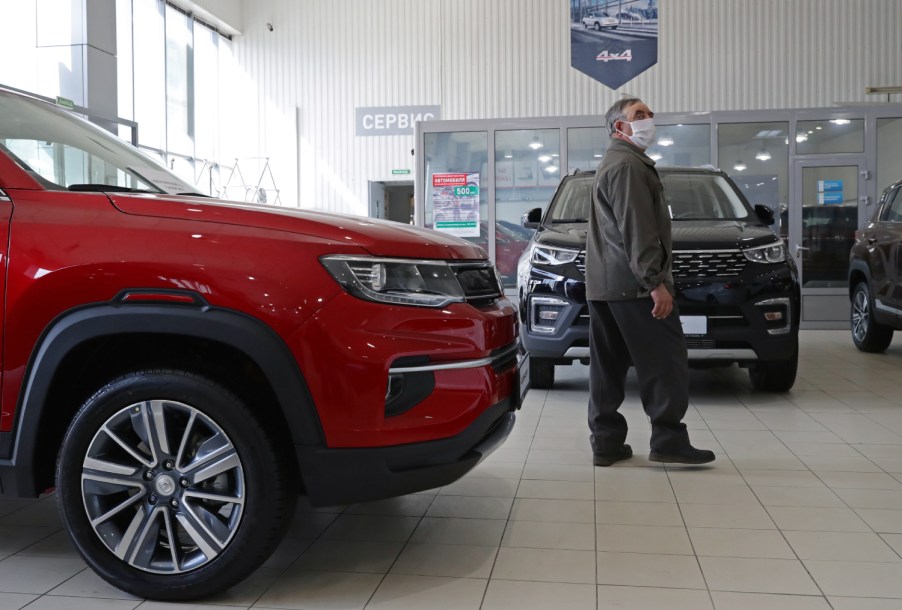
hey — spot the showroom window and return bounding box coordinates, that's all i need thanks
[718,121,789,237]
[645,124,710,167]
[117,0,228,192]
[568,127,606,173]
[424,130,488,246]
[795,119,864,154]
[877,117,902,194]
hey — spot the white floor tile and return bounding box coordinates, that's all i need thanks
[805,560,902,597]
[699,556,820,594]
[783,531,901,561]
[492,547,596,584]
[389,543,497,578]
[597,585,714,609]
[481,580,595,610]
[710,591,831,609]
[364,574,487,610]
[687,527,796,559]
[596,551,706,589]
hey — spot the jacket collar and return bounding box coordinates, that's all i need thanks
[609,137,656,168]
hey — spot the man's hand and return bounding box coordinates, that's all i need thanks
[650,284,673,319]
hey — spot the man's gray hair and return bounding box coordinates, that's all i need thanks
[605,97,642,136]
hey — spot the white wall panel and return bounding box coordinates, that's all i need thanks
[221,0,902,214]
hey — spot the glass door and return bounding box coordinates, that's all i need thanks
[791,159,869,325]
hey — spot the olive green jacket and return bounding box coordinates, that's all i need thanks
[585,138,674,301]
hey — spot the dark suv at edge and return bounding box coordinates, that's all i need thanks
[517,166,801,392]
[849,178,902,351]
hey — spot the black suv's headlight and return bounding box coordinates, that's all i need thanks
[531,245,581,266]
[321,256,465,307]
[742,241,786,264]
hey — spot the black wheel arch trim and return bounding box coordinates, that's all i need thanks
[0,299,324,496]
[848,260,871,298]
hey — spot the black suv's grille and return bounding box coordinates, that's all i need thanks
[575,252,586,275]
[453,264,503,306]
[673,250,747,278]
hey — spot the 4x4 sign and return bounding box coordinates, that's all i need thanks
[571,1,659,89]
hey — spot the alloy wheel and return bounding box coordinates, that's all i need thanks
[80,400,245,574]
[851,288,870,343]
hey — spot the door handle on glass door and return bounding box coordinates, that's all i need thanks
[794,245,809,259]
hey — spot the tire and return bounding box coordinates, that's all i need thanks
[530,358,555,389]
[594,22,601,31]
[56,370,295,600]
[749,341,798,392]
[851,282,894,352]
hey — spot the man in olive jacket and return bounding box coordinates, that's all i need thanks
[586,97,715,466]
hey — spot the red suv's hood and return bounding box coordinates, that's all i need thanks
[109,194,487,260]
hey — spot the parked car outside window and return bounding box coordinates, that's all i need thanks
[849,179,902,351]
[581,11,618,30]
[518,166,800,392]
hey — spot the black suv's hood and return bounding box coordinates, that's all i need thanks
[533,220,778,251]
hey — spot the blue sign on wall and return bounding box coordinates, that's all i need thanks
[817,179,844,205]
[571,1,659,89]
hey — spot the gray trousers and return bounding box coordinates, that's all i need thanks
[587,298,691,454]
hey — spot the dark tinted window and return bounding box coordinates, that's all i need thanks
[880,187,902,222]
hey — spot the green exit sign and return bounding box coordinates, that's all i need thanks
[392,169,411,175]
[55,96,75,109]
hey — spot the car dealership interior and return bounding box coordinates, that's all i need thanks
[2,0,902,608]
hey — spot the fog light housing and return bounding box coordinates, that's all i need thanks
[530,296,568,334]
[755,297,792,335]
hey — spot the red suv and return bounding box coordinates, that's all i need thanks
[0,88,526,599]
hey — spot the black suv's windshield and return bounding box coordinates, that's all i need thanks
[548,172,752,223]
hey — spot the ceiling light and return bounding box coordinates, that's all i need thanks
[648,152,663,161]
[593,153,603,158]
[733,161,747,172]
[529,137,543,150]
[830,119,851,125]
[755,149,771,161]
[504,154,513,159]
[796,133,808,143]
[657,137,674,147]
[538,154,552,163]
[544,165,559,173]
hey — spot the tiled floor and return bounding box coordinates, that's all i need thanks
[3,330,902,609]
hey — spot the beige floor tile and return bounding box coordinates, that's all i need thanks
[364,574,487,610]
[15,531,78,559]
[805,560,902,597]
[520,463,595,482]
[46,568,140,600]
[0,557,86,595]
[595,500,684,526]
[508,498,595,523]
[834,488,902,509]
[389,543,497,578]
[0,593,38,610]
[752,485,845,507]
[784,442,861,457]
[484,447,529,463]
[480,580,595,610]
[468,461,525,480]
[681,503,776,529]
[871,457,902,473]
[594,480,676,503]
[596,551,706,589]
[802,456,883,473]
[854,508,902,533]
[596,585,714,609]
[284,512,341,539]
[671,481,760,505]
[700,556,820,594]
[740,470,826,488]
[524,449,591,466]
[439,477,518,498]
[784,531,901,561]
[828,597,902,609]
[24,598,140,610]
[502,520,595,551]
[491,547,596,584]
[0,500,62,528]
[595,523,693,555]
[767,506,871,532]
[816,471,902,490]
[255,570,382,609]
[293,539,403,573]
[410,517,506,546]
[425,495,513,520]
[320,514,419,542]
[688,527,796,559]
[262,538,314,570]
[344,495,434,517]
[881,533,902,555]
[515,479,594,501]
[709,591,831,609]
[0,526,59,556]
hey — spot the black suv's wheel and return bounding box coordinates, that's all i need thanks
[530,358,555,389]
[56,370,294,600]
[749,340,798,392]
[851,282,894,352]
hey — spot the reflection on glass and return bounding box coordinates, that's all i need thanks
[796,119,864,154]
[424,130,488,251]
[718,122,789,239]
[494,128,559,286]
[568,127,606,173]
[800,165,858,288]
[644,124,710,167]
[877,118,902,194]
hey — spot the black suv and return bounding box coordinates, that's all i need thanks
[517,166,801,392]
[848,178,902,352]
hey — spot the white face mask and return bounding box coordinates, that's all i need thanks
[618,117,657,150]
